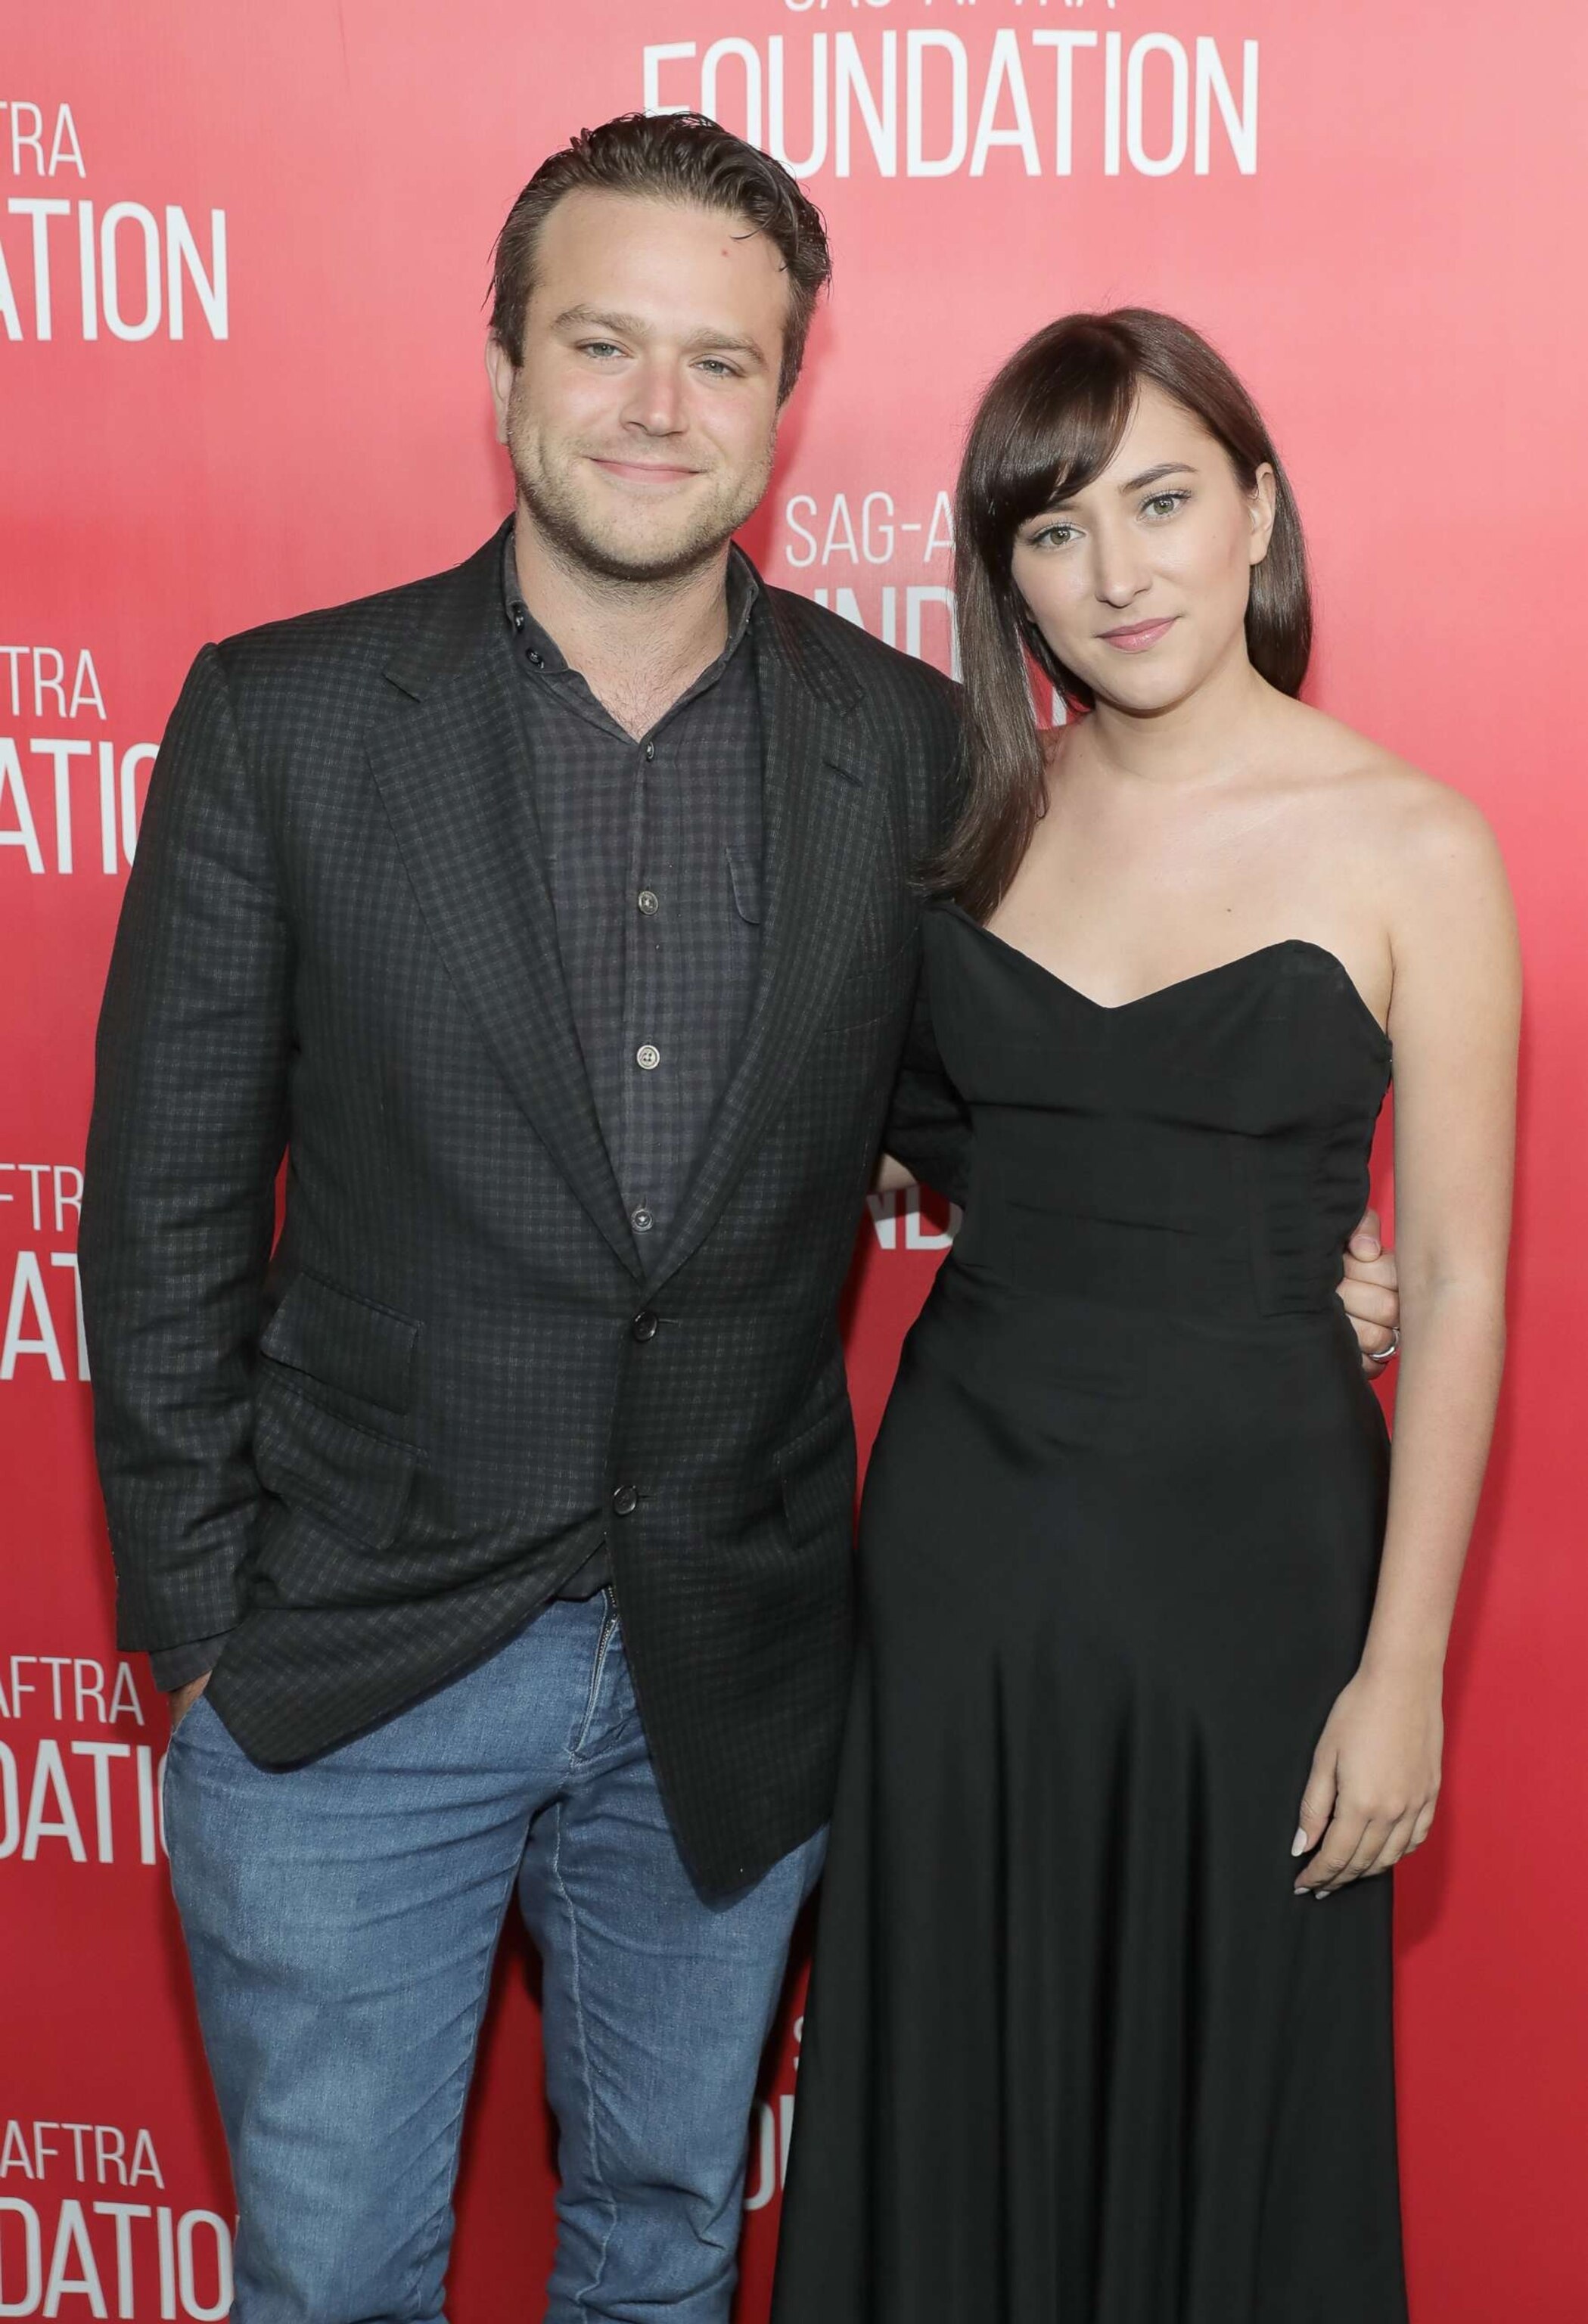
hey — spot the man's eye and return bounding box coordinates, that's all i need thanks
[578,341,623,360]
[697,359,741,378]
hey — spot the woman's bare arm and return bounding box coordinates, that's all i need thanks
[872,1152,918,1194]
[1294,784,1519,1894]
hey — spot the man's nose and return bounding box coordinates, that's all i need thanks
[622,358,688,437]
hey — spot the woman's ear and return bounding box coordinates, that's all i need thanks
[1248,463,1279,567]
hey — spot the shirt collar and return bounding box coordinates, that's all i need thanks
[501,522,760,681]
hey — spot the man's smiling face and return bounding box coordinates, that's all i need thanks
[486,189,790,584]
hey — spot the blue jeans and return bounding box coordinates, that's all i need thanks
[163,1595,825,2323]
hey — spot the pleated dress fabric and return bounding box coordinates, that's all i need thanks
[772,902,1407,2324]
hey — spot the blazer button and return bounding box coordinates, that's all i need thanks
[631,1310,659,1343]
[611,1484,639,1517]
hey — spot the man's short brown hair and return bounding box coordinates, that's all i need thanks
[489,112,832,403]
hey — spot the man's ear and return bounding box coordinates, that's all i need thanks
[484,336,517,448]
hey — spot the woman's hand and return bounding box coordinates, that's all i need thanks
[1291,1664,1443,1896]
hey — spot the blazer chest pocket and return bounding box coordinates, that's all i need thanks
[255,1273,420,1549]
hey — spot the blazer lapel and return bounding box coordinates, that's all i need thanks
[649,595,884,1294]
[367,536,640,1277]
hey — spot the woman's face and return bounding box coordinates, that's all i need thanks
[1010,379,1277,716]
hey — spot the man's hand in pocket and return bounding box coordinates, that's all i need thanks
[169,1673,213,1731]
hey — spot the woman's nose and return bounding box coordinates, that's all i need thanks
[1092,551,1151,607]
[1086,522,1151,607]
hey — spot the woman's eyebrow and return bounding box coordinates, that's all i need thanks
[1033,459,1199,517]
[1117,461,1198,492]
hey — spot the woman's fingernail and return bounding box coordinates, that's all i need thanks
[1291,1827,1309,1856]
[1314,1888,1332,1900]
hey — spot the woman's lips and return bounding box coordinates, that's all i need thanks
[1099,616,1178,652]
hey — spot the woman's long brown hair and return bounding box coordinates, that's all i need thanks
[934,309,1313,921]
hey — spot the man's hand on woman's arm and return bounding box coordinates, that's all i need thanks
[1340,1207,1401,1374]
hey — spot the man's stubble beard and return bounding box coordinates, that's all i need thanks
[508,421,777,590]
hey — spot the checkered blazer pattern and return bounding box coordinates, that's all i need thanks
[79,524,965,1893]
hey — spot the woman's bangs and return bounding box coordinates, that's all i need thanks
[995,347,1139,537]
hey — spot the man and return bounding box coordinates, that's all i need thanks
[80,112,1400,2324]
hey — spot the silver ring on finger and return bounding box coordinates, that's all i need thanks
[1375,1325,1401,1362]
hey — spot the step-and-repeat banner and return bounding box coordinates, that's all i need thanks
[4,2,1584,2316]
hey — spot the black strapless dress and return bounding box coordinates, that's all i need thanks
[772,903,1406,2324]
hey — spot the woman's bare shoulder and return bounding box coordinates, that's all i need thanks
[1279,700,1500,873]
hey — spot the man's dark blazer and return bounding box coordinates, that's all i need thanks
[79,524,968,1894]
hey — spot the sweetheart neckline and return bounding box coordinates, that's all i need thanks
[938,901,1391,1055]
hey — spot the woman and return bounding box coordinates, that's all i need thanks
[772,311,1517,2323]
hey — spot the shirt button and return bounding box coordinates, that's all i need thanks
[636,1044,660,1072]
[527,649,543,667]
[630,1206,655,1233]
[631,1310,659,1343]
[644,742,655,761]
[637,890,660,917]
[612,1484,639,1517]
[511,609,525,633]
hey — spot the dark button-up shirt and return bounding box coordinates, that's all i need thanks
[502,530,764,1249]
[502,527,767,1596]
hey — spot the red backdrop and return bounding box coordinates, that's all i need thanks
[4,4,1585,2316]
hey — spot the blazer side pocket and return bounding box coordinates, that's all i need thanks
[775,1390,856,1548]
[253,1375,416,1552]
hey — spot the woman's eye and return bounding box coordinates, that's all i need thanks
[1029,523,1077,550]
[1142,490,1190,518]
